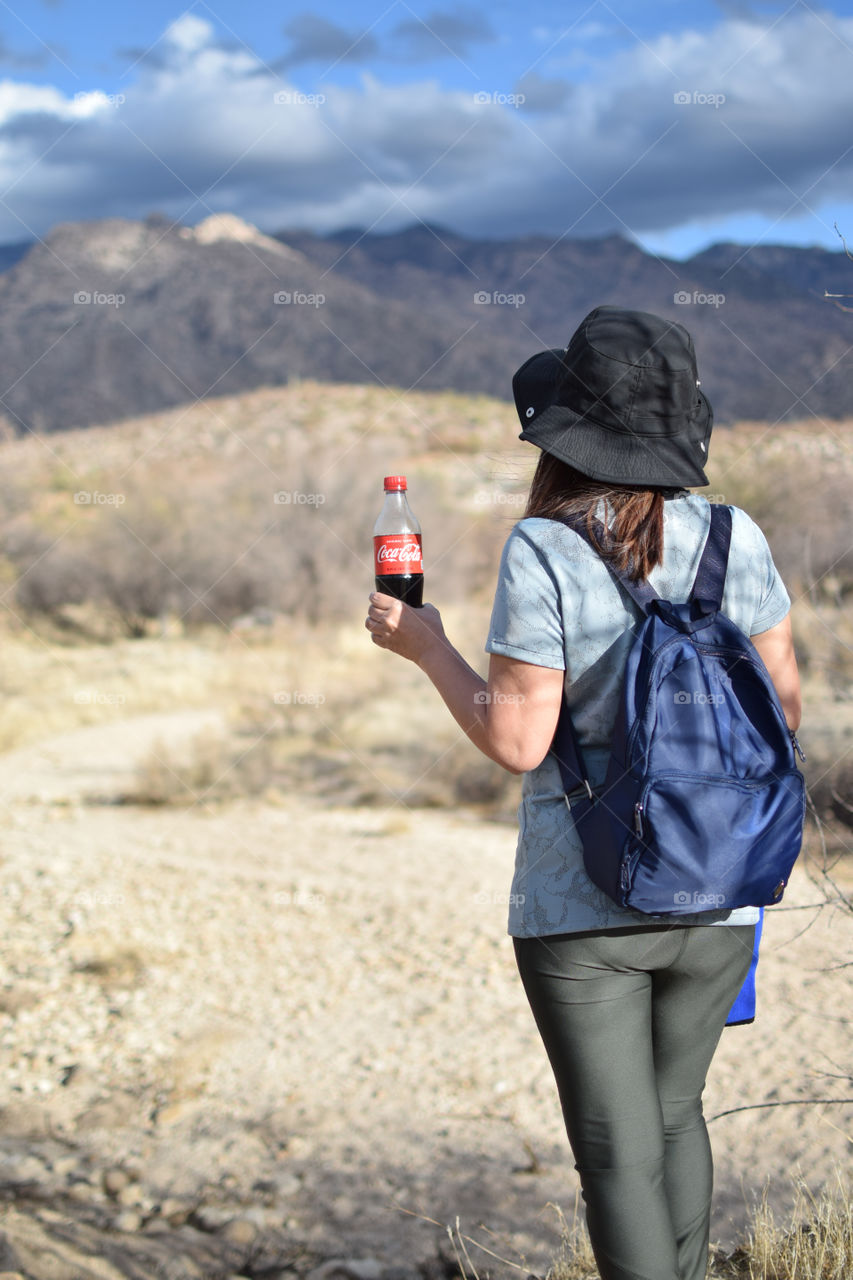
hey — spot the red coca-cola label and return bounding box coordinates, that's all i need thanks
[374,533,423,574]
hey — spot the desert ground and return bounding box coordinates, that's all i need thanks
[0,625,850,1280]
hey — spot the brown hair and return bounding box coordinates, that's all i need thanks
[524,452,666,581]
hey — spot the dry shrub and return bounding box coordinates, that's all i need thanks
[5,446,496,634]
[711,1176,853,1279]
[545,1204,599,1280]
[706,450,853,605]
[127,729,275,805]
[804,757,853,838]
[243,740,520,818]
[793,606,853,697]
[545,1177,853,1280]
[400,748,519,816]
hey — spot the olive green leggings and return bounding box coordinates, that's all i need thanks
[513,923,756,1280]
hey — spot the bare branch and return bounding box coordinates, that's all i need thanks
[708,1098,853,1123]
[834,220,853,261]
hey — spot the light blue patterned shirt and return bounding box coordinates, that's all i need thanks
[485,496,792,938]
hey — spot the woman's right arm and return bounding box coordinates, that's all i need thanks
[750,613,801,732]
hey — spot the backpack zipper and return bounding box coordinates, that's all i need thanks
[789,731,806,762]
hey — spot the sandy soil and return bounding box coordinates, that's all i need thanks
[0,711,850,1277]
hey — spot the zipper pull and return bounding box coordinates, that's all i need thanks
[634,802,644,837]
[789,730,806,762]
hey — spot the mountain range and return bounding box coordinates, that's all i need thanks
[0,212,849,435]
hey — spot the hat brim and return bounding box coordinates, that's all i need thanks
[514,348,712,488]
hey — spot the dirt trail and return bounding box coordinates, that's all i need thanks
[0,710,227,807]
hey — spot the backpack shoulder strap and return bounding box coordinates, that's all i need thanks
[549,507,731,797]
[690,504,732,610]
[549,513,657,799]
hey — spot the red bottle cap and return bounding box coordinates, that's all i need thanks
[383,475,407,491]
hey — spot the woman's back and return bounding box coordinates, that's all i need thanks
[486,494,791,936]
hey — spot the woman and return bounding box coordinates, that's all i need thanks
[364,306,801,1280]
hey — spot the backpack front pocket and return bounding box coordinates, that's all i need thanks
[620,770,806,915]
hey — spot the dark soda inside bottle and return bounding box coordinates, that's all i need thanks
[376,571,423,608]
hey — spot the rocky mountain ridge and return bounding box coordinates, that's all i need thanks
[0,214,849,434]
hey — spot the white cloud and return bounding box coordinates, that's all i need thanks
[163,14,215,55]
[0,80,70,126]
[0,8,852,245]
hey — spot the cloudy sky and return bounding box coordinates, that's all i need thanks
[3,0,853,257]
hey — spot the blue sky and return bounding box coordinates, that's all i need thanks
[3,0,853,256]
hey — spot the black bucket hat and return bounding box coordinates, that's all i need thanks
[512,305,713,487]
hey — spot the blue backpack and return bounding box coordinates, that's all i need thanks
[550,505,806,917]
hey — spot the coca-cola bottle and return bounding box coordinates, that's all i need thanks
[373,475,424,607]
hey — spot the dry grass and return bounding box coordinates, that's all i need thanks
[703,425,853,609]
[542,1203,599,1280]
[421,1178,853,1280]
[116,608,520,816]
[711,1176,853,1279]
[539,1176,853,1280]
[0,380,515,638]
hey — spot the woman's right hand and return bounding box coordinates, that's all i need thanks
[365,592,447,666]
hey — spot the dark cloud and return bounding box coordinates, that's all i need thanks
[387,7,496,62]
[0,110,73,145]
[277,15,380,68]
[3,8,853,247]
[273,7,492,70]
[711,0,778,18]
[515,72,573,113]
[115,45,173,72]
[0,36,52,70]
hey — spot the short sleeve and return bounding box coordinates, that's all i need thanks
[740,511,791,635]
[485,526,566,669]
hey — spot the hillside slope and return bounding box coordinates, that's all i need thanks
[0,214,850,434]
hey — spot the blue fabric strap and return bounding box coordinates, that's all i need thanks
[691,503,731,609]
[549,505,732,798]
